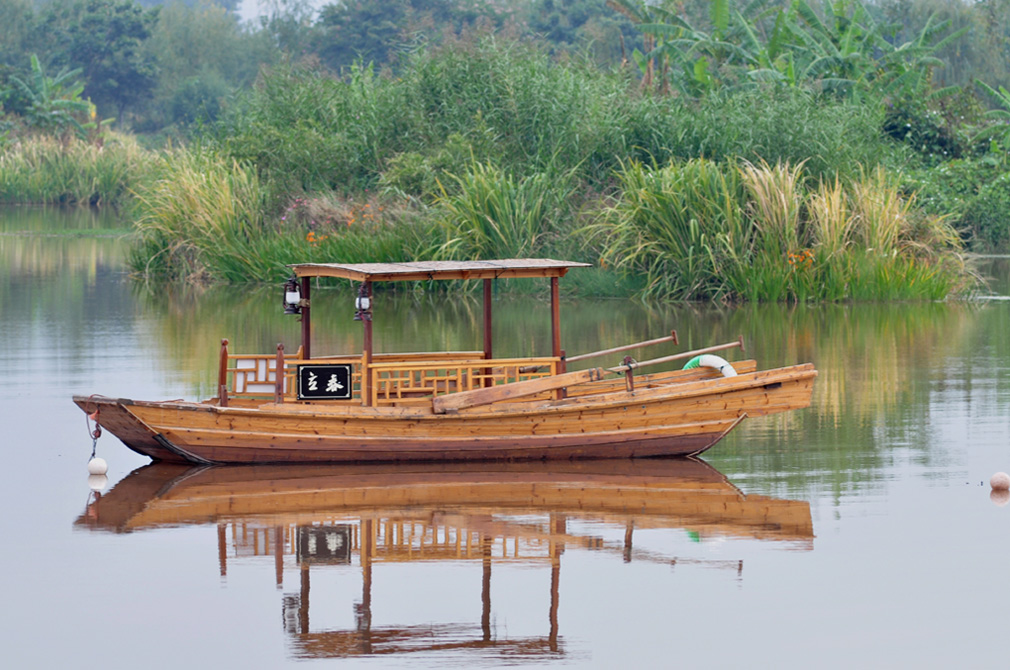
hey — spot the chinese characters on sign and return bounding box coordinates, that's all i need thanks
[297,364,352,400]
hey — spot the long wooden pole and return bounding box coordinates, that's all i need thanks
[566,330,679,363]
[606,337,745,374]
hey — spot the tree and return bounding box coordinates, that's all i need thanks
[526,0,639,64]
[311,0,512,72]
[5,54,96,136]
[142,1,274,129]
[0,0,35,69]
[37,0,159,121]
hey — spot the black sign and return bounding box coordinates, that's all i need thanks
[296,525,352,564]
[297,364,352,400]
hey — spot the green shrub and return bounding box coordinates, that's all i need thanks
[904,156,1009,251]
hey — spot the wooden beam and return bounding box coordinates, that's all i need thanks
[432,367,604,414]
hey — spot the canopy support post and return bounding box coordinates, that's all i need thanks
[550,277,561,359]
[550,277,563,398]
[300,277,311,360]
[362,281,373,406]
[483,278,493,388]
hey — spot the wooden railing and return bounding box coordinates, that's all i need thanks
[370,357,559,406]
[220,343,558,406]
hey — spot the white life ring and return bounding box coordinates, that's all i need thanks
[683,354,737,377]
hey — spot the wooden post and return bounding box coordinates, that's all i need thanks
[549,554,560,652]
[481,535,492,642]
[300,277,311,360]
[299,563,310,635]
[550,277,561,358]
[217,523,227,577]
[548,513,565,652]
[483,278,493,359]
[274,525,284,589]
[550,277,562,399]
[274,343,285,403]
[218,338,229,407]
[483,278,493,388]
[362,281,373,406]
[623,355,635,392]
[358,518,373,640]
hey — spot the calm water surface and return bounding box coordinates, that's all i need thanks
[2,207,1009,669]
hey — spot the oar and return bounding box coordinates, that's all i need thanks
[607,337,745,373]
[518,330,679,373]
[432,337,745,414]
[432,367,606,414]
[565,330,679,364]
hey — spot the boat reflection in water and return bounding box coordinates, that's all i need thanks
[76,459,813,659]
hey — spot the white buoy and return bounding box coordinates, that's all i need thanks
[990,472,1010,490]
[88,457,108,476]
[88,474,108,491]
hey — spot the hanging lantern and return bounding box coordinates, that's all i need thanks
[353,283,372,321]
[283,276,302,315]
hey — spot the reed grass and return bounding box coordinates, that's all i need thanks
[849,166,909,253]
[807,177,854,259]
[0,133,154,206]
[129,148,267,282]
[594,159,747,301]
[595,159,971,302]
[434,163,575,259]
[130,158,436,284]
[740,160,805,257]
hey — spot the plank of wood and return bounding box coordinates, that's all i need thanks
[431,367,606,414]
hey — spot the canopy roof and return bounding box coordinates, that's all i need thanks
[289,259,591,283]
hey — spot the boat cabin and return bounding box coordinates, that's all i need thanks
[216,259,591,409]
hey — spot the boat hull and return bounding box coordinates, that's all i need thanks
[74,364,816,464]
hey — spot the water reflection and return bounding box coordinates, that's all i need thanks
[77,459,812,660]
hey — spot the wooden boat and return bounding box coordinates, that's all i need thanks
[76,459,813,658]
[73,259,817,464]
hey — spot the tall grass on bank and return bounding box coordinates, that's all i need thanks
[595,159,969,302]
[0,133,153,206]
[129,151,436,284]
[595,159,748,300]
[129,149,268,282]
[434,163,575,259]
